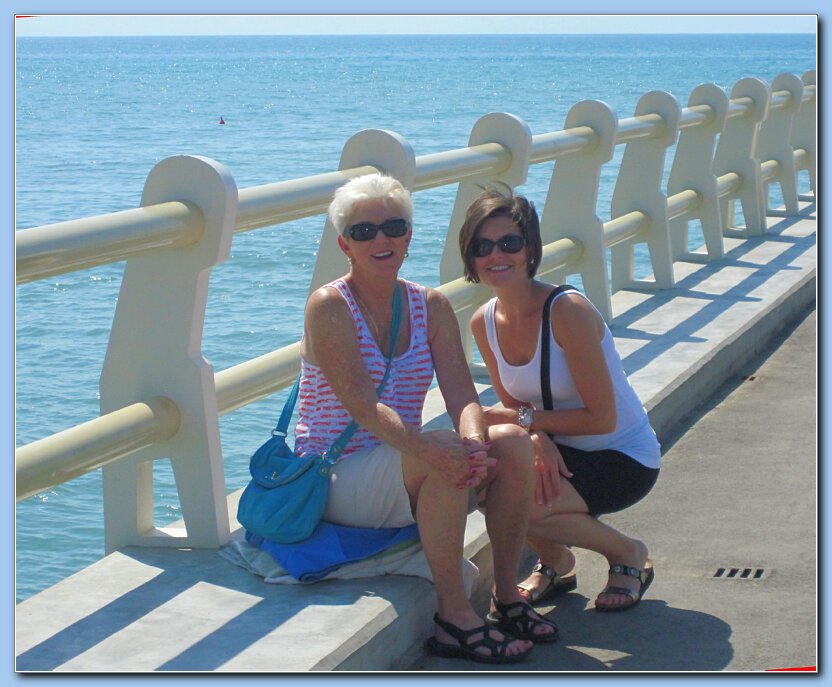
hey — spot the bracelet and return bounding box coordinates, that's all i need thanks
[517,406,534,431]
[463,433,485,442]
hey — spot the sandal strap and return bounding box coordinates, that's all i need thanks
[608,563,643,579]
[492,598,529,616]
[432,613,508,657]
[532,562,559,580]
[433,613,471,643]
[518,562,558,594]
[492,598,558,636]
[598,585,639,602]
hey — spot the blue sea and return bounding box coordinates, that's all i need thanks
[14,33,815,602]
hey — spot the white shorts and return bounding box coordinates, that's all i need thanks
[322,441,480,529]
[323,443,415,529]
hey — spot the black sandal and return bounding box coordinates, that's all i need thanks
[518,562,578,605]
[595,560,655,612]
[487,597,560,644]
[426,613,533,664]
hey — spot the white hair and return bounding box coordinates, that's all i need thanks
[327,173,413,235]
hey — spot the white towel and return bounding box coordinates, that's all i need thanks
[218,531,479,596]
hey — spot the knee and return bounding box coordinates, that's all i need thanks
[487,422,530,443]
[485,425,535,490]
[487,423,534,466]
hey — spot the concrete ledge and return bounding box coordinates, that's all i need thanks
[645,267,815,447]
[15,205,815,672]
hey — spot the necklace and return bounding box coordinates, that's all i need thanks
[351,286,388,351]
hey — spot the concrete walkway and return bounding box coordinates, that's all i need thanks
[413,306,817,672]
[15,203,816,672]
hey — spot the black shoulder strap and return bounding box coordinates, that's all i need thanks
[540,284,579,411]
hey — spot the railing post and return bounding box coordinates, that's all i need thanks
[793,69,816,199]
[440,113,532,363]
[713,77,770,236]
[309,129,416,294]
[610,91,681,291]
[668,83,729,262]
[539,100,618,322]
[100,155,238,553]
[758,72,804,215]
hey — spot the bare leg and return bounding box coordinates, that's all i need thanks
[525,538,575,575]
[523,477,650,608]
[402,430,532,657]
[518,539,576,603]
[477,425,558,640]
[479,424,535,602]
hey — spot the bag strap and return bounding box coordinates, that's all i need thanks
[326,282,403,459]
[273,375,302,437]
[540,284,578,411]
[273,282,405,458]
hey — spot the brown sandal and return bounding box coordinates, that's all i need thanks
[595,560,655,612]
[518,562,578,605]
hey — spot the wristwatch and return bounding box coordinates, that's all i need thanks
[517,405,534,431]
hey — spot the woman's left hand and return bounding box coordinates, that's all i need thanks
[530,432,572,507]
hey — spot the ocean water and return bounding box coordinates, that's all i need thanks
[14,33,815,602]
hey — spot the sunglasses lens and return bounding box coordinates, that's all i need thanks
[381,218,409,237]
[500,235,526,253]
[471,234,525,258]
[471,239,494,258]
[348,218,409,241]
[348,223,377,241]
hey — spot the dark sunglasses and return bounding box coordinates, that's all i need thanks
[346,218,410,242]
[469,233,526,258]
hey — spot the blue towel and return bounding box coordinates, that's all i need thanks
[246,523,420,582]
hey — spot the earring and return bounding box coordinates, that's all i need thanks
[405,252,409,258]
[348,256,355,265]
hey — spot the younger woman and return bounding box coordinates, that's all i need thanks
[459,189,661,612]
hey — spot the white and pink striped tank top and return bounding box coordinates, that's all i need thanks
[294,278,434,459]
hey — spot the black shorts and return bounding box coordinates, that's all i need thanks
[557,443,659,516]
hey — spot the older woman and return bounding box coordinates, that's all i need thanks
[459,189,661,613]
[298,174,556,664]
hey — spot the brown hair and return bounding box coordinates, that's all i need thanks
[458,189,542,283]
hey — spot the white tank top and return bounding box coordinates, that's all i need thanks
[483,290,660,469]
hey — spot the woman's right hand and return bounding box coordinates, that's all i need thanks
[462,435,495,488]
[425,432,496,489]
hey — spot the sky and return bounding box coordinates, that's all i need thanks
[13,13,819,37]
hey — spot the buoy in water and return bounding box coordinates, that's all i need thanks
[219,116,225,124]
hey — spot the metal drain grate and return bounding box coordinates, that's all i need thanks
[713,566,767,580]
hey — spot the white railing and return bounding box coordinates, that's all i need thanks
[15,71,816,555]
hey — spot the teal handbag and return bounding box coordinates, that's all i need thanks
[237,284,403,544]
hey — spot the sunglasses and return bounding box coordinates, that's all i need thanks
[469,233,526,258]
[346,218,410,242]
